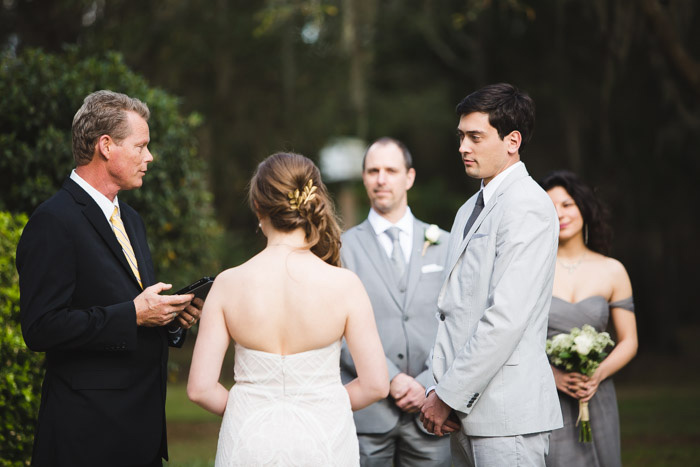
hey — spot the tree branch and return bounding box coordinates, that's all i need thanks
[639,0,700,96]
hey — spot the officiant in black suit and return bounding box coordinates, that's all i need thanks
[16,90,201,467]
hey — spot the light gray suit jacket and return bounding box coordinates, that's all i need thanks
[432,163,563,437]
[341,216,449,434]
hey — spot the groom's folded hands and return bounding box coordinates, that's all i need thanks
[419,391,461,436]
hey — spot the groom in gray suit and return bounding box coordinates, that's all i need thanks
[340,137,451,466]
[420,83,563,466]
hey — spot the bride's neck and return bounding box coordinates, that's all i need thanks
[265,227,309,249]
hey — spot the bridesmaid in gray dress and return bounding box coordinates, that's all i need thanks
[540,171,638,467]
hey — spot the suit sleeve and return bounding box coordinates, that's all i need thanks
[168,328,187,348]
[414,357,435,389]
[17,210,137,352]
[436,195,556,413]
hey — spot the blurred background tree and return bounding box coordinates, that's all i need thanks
[1,0,698,355]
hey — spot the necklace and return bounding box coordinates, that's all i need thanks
[557,252,586,274]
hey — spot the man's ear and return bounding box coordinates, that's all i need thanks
[506,131,522,155]
[97,135,113,160]
[405,167,416,191]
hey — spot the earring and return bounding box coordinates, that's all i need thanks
[584,224,589,245]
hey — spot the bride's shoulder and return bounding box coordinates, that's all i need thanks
[213,263,249,283]
[322,264,365,293]
[319,260,356,277]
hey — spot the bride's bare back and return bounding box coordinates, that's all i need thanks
[213,246,362,355]
[189,241,388,415]
[188,152,388,418]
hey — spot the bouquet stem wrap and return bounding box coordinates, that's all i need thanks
[575,400,592,442]
[546,325,614,444]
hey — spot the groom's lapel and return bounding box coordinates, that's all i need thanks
[446,164,529,274]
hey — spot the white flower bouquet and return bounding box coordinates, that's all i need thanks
[545,324,614,442]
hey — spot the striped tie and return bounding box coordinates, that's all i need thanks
[110,206,143,288]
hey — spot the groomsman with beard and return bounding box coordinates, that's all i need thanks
[340,137,452,466]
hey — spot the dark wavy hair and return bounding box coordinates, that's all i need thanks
[249,152,342,266]
[455,83,535,154]
[539,170,612,255]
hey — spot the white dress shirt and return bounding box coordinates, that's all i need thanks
[480,161,523,204]
[70,169,121,220]
[367,207,414,264]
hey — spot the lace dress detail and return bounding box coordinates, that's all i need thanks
[215,340,359,467]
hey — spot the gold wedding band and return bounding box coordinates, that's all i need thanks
[189,317,195,324]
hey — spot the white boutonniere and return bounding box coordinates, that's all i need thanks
[422,224,441,256]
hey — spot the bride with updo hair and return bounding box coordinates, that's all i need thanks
[248,152,342,267]
[188,152,389,466]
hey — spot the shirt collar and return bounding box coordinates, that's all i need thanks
[70,169,120,221]
[368,206,414,237]
[480,161,523,205]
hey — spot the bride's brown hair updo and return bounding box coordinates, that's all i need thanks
[249,152,342,267]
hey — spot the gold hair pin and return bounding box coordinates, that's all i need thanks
[288,179,318,211]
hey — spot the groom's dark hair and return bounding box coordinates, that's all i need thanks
[456,83,535,154]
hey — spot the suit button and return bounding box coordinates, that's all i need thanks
[440,314,445,321]
[397,353,404,359]
[403,316,409,322]
[467,402,473,408]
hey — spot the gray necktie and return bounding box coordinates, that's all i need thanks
[386,226,406,279]
[463,190,485,238]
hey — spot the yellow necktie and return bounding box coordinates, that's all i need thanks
[110,206,143,288]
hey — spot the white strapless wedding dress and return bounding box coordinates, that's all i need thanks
[215,340,359,466]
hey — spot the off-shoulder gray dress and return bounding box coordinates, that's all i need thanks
[545,296,634,467]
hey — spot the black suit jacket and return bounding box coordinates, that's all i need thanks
[16,178,185,467]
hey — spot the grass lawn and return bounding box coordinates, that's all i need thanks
[618,382,700,466]
[164,380,224,467]
[165,347,700,466]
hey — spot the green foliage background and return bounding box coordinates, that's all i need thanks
[0,47,221,287]
[0,212,41,467]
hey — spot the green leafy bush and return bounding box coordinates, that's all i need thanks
[0,212,42,467]
[0,47,221,286]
